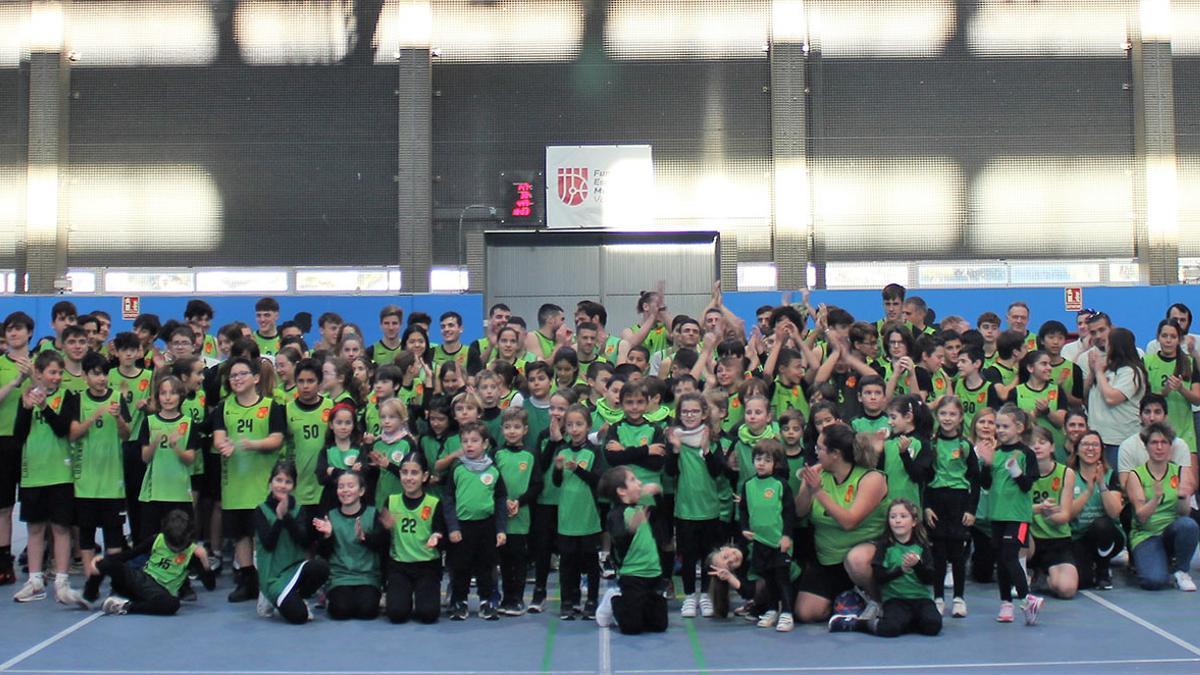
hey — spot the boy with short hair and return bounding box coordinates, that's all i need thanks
[527,304,567,363]
[313,312,344,353]
[33,300,76,355]
[596,466,667,634]
[367,305,404,366]
[253,297,281,356]
[467,303,512,375]
[954,347,1004,432]
[984,330,1027,399]
[433,311,469,370]
[184,299,219,364]
[59,325,90,394]
[850,375,890,434]
[495,407,541,615]
[977,312,1002,366]
[876,284,906,338]
[110,331,154,539]
[0,311,35,584]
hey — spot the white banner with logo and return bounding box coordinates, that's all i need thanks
[545,145,654,228]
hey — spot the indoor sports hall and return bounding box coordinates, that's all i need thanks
[2,1,1200,674]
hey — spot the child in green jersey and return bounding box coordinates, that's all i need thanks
[596,466,668,635]
[552,347,582,393]
[552,404,603,620]
[273,348,300,403]
[527,363,563,612]
[967,407,999,585]
[727,394,779,492]
[739,441,796,632]
[137,376,200,543]
[112,331,153,541]
[0,311,35,585]
[878,395,934,512]
[444,421,508,621]
[496,407,541,616]
[367,397,417,504]
[834,499,941,637]
[82,509,215,616]
[1027,426,1078,599]
[283,358,332,516]
[477,369,505,440]
[980,404,1043,625]
[925,396,979,619]
[850,375,890,435]
[12,351,80,605]
[68,352,130,581]
[316,404,364,511]
[381,450,445,624]
[313,471,388,620]
[1145,319,1200,455]
[667,393,724,618]
[255,460,329,624]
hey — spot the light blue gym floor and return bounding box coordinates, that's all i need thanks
[2,521,1198,675]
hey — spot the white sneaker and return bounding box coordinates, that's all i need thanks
[305,601,315,621]
[256,592,275,618]
[1174,571,1197,592]
[943,569,953,589]
[775,612,794,632]
[934,597,945,615]
[952,597,968,618]
[55,581,89,609]
[699,593,714,617]
[101,596,129,615]
[680,595,697,618]
[13,577,46,603]
[756,610,778,628]
[595,587,619,628]
[858,599,881,623]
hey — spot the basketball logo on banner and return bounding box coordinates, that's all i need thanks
[558,168,590,207]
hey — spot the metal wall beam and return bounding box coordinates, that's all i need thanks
[769,0,811,292]
[1133,0,1179,285]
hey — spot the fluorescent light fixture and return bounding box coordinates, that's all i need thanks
[65,270,95,293]
[771,0,806,43]
[968,0,1130,56]
[1146,154,1180,245]
[737,263,777,290]
[1172,1,1200,54]
[1141,0,1172,42]
[376,0,582,62]
[196,270,288,293]
[26,164,59,248]
[0,168,20,261]
[649,160,771,234]
[430,266,469,292]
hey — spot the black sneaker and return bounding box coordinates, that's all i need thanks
[499,599,526,616]
[583,600,597,620]
[527,587,547,614]
[1096,568,1114,591]
[479,600,500,621]
[178,580,197,602]
[450,601,469,621]
[560,606,578,621]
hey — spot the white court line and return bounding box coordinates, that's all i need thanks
[1082,590,1200,657]
[610,657,1200,674]
[599,625,612,675]
[6,671,596,675]
[0,613,103,672]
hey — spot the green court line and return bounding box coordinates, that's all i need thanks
[684,618,708,675]
[541,616,561,673]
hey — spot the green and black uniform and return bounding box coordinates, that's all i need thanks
[954,378,1003,433]
[317,504,389,620]
[551,439,603,608]
[607,500,668,635]
[284,396,334,508]
[877,434,934,510]
[254,494,327,623]
[213,396,287,512]
[442,457,508,605]
[739,473,797,613]
[870,537,941,637]
[603,418,668,505]
[979,442,1038,602]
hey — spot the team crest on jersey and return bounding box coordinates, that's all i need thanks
[1171,475,1180,489]
[935,377,945,390]
[344,453,359,466]
[844,484,855,502]
[731,398,741,409]
[178,422,189,435]
[951,449,961,459]
[977,392,986,403]
[763,488,775,499]
[1051,476,1062,491]
[578,460,588,469]
[138,379,149,392]
[639,436,649,446]
[50,396,61,409]
[174,553,187,564]
[1048,390,1058,400]
[256,406,269,419]
[518,461,528,471]
[481,473,495,486]
[391,450,405,464]
[198,394,206,407]
[420,505,432,520]
[321,409,331,423]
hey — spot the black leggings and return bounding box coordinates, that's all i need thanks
[386,559,441,624]
[932,537,967,599]
[326,584,381,621]
[1072,516,1124,589]
[751,542,794,614]
[531,505,557,591]
[992,521,1030,602]
[95,557,180,616]
[873,598,942,637]
[559,547,599,608]
[122,441,147,540]
[499,533,528,605]
[675,518,719,595]
[275,559,330,625]
[613,575,668,635]
[449,519,498,604]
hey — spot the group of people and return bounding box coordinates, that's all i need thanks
[0,280,1196,638]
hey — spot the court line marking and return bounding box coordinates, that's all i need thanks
[611,658,1200,674]
[1081,590,1200,657]
[599,625,612,675]
[6,671,596,675]
[0,612,103,672]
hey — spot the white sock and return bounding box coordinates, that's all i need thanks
[30,571,44,584]
[55,572,70,585]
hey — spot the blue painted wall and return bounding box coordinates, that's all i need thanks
[3,286,1199,349]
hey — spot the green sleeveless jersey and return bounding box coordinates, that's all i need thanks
[451,462,500,521]
[731,422,781,490]
[1129,462,1184,550]
[327,506,382,588]
[285,397,334,506]
[881,436,926,509]
[534,331,557,361]
[1013,382,1065,458]
[1031,462,1070,540]
[928,436,972,491]
[722,391,744,434]
[1048,358,1077,400]
[110,367,152,442]
[987,445,1033,522]
[851,414,889,435]
[880,542,931,601]
[675,441,721,521]
[602,335,622,363]
[812,466,887,565]
[432,343,468,370]
[927,369,951,403]
[556,444,601,536]
[387,493,440,563]
[60,368,87,395]
[618,505,661,578]
[21,391,71,487]
[786,452,806,503]
[183,391,208,476]
[631,322,669,355]
[201,334,219,361]
[989,362,1017,388]
[219,397,281,510]
[73,389,125,499]
[257,501,305,603]
[139,414,195,503]
[144,533,196,596]
[1070,468,1120,540]
[253,331,280,357]
[495,446,535,535]
[954,378,995,433]
[370,340,404,366]
[0,355,31,436]
[744,475,787,547]
[361,400,382,440]
[1145,352,1198,453]
[770,377,810,422]
[373,436,417,505]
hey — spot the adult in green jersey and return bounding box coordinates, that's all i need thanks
[252,297,282,357]
[467,303,512,376]
[1126,422,1198,591]
[213,357,286,603]
[794,423,887,623]
[365,304,404,366]
[1068,430,1124,590]
[526,303,569,363]
[0,311,35,585]
[432,311,470,371]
